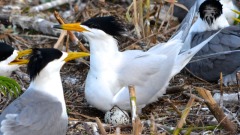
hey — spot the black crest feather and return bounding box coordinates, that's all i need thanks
[27,48,63,81]
[82,16,125,37]
[199,0,223,25]
[0,43,14,61]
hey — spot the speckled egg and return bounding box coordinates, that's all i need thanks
[104,106,130,126]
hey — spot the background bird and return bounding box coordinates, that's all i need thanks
[174,0,240,23]
[0,42,31,77]
[178,0,240,85]
[0,48,89,135]
[187,27,240,85]
[54,16,218,112]
[183,0,230,51]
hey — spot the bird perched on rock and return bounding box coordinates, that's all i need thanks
[179,0,240,85]
[54,16,218,112]
[0,48,89,135]
[0,42,31,77]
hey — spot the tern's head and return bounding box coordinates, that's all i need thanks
[199,0,223,25]
[27,48,89,81]
[0,43,30,76]
[53,16,125,40]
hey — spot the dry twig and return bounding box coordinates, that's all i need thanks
[95,117,107,135]
[196,87,237,134]
[53,11,89,52]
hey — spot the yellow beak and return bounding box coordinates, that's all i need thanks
[17,49,32,59]
[64,52,90,62]
[9,49,32,65]
[232,9,240,24]
[9,59,29,65]
[53,23,88,32]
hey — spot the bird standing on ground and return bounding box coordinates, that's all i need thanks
[0,48,89,135]
[54,16,218,112]
[179,0,240,85]
[0,43,31,77]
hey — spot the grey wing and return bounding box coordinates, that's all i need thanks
[0,93,65,135]
[187,26,240,82]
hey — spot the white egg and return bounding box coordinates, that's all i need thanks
[104,106,130,126]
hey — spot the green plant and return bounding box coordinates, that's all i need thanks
[0,76,22,98]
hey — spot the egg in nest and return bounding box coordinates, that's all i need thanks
[104,106,130,126]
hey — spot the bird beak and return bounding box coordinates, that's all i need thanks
[9,59,29,65]
[9,49,32,65]
[64,52,90,62]
[53,23,88,32]
[16,49,32,59]
[232,9,240,23]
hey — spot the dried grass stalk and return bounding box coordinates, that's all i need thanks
[173,96,195,135]
[95,117,107,135]
[128,85,138,122]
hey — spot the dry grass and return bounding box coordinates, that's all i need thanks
[0,0,240,134]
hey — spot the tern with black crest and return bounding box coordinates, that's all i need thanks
[54,16,218,112]
[180,0,240,85]
[0,48,89,135]
[0,43,31,77]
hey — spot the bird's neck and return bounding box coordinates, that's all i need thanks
[29,71,64,102]
[88,36,121,70]
[88,35,119,54]
[0,64,19,77]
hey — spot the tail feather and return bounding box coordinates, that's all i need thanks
[171,29,221,77]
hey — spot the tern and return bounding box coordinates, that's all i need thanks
[174,0,239,24]
[53,16,218,112]
[183,0,230,52]
[0,48,89,135]
[179,0,240,85]
[0,43,31,77]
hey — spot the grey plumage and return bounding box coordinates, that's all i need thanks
[0,48,69,135]
[175,0,240,85]
[187,26,240,83]
[0,90,67,135]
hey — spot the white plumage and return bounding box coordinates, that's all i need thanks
[54,16,218,112]
[0,50,19,77]
[0,43,31,77]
